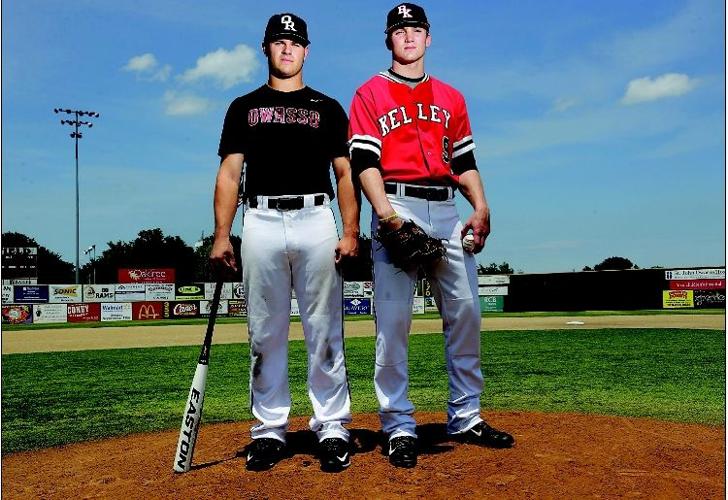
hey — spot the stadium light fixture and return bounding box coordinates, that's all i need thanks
[53,107,100,284]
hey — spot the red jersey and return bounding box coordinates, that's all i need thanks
[348,70,476,186]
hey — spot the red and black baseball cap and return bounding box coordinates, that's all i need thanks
[385,3,430,33]
[263,13,310,46]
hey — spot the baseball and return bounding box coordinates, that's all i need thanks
[462,234,475,253]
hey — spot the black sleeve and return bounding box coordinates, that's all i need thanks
[217,98,247,158]
[328,99,350,159]
[451,150,478,175]
[350,149,382,177]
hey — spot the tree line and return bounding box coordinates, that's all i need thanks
[2,229,639,284]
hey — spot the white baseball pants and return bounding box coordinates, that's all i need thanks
[371,192,484,439]
[241,195,351,443]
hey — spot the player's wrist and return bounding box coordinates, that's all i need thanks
[343,226,360,238]
[379,217,403,232]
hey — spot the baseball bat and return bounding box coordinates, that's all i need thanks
[173,279,223,473]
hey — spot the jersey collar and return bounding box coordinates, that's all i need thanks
[378,69,430,86]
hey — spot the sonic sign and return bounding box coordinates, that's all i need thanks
[118,268,176,284]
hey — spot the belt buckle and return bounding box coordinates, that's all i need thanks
[275,196,300,210]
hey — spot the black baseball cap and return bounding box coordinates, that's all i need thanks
[385,3,430,33]
[263,13,310,46]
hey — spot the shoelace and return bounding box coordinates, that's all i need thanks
[253,439,282,454]
[321,439,345,454]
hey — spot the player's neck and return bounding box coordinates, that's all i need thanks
[391,59,425,80]
[267,74,305,92]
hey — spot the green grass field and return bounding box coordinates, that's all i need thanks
[1,328,724,454]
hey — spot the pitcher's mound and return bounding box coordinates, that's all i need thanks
[3,411,724,499]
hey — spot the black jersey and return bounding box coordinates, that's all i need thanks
[218,85,349,200]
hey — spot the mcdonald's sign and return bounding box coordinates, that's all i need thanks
[132,301,163,320]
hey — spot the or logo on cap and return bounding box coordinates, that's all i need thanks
[280,15,297,31]
[398,5,412,18]
[264,12,310,46]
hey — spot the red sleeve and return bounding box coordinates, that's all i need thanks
[450,94,476,160]
[348,89,382,160]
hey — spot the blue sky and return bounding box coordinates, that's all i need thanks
[2,0,725,273]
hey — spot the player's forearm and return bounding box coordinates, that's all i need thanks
[336,169,361,237]
[458,170,489,214]
[213,156,243,240]
[359,168,396,219]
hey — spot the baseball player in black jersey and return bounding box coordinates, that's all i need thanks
[210,13,360,473]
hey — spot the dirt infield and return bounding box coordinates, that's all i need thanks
[2,313,725,354]
[2,411,724,499]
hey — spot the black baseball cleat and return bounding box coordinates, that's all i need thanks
[245,438,286,471]
[388,436,417,468]
[319,437,351,472]
[454,421,515,448]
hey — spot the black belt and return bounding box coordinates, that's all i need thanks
[384,183,453,201]
[248,194,325,210]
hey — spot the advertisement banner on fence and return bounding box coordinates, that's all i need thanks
[101,302,132,321]
[478,275,510,286]
[48,284,82,303]
[344,281,364,298]
[344,297,371,315]
[363,281,374,297]
[412,296,425,314]
[175,283,205,301]
[118,268,176,283]
[83,285,115,302]
[424,296,438,312]
[662,290,694,309]
[478,286,508,296]
[67,303,101,322]
[13,285,49,303]
[200,299,229,316]
[228,299,247,317]
[290,298,300,317]
[693,290,726,309]
[115,283,146,302]
[1,305,32,324]
[164,301,200,319]
[34,303,68,324]
[204,282,233,300]
[480,295,505,312]
[132,301,164,320]
[2,284,13,304]
[668,279,725,291]
[145,283,175,301]
[665,268,725,280]
[232,282,245,299]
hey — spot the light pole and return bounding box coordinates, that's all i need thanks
[84,244,96,284]
[54,108,100,284]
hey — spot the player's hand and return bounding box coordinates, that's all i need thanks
[335,234,359,264]
[461,208,490,254]
[209,237,238,273]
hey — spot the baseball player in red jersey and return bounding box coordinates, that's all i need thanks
[348,3,514,468]
[211,13,359,473]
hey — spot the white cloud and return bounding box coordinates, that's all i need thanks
[151,64,172,82]
[552,97,578,113]
[621,73,698,105]
[163,91,212,116]
[123,54,171,82]
[123,53,159,73]
[179,44,259,89]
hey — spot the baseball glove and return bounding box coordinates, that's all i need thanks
[375,220,446,271]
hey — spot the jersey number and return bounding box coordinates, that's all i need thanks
[442,136,451,163]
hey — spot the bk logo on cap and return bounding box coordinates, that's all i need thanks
[385,3,429,33]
